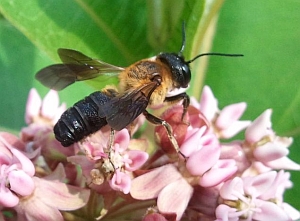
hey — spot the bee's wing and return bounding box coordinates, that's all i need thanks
[100,82,159,131]
[35,48,124,91]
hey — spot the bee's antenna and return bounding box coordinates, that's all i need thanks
[186,52,244,64]
[178,21,186,56]
[177,22,243,62]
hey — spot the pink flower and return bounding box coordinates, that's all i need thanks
[78,126,111,161]
[21,89,75,166]
[244,109,300,171]
[131,164,193,221]
[2,84,299,220]
[220,142,251,173]
[216,171,299,221]
[157,103,238,187]
[0,133,35,207]
[70,129,149,194]
[181,128,237,187]
[14,164,90,221]
[25,88,65,126]
[143,86,299,220]
[131,126,237,220]
[192,86,250,139]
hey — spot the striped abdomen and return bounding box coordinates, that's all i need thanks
[54,91,111,147]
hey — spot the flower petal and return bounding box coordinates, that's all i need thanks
[220,120,251,139]
[157,178,193,221]
[53,103,66,123]
[25,88,42,124]
[10,147,35,176]
[109,170,131,194]
[199,86,218,121]
[114,129,130,152]
[130,164,181,200]
[1,136,35,176]
[44,163,67,182]
[242,161,271,177]
[33,177,90,210]
[200,159,237,187]
[282,202,300,220]
[252,199,290,221]
[9,170,35,196]
[216,102,247,129]
[41,90,59,119]
[186,143,220,176]
[265,156,300,170]
[125,150,148,171]
[16,198,64,221]
[0,186,19,207]
[259,170,292,201]
[219,177,244,200]
[1,132,26,151]
[254,139,290,163]
[180,127,206,157]
[243,171,276,198]
[215,204,239,221]
[187,105,209,129]
[245,109,273,144]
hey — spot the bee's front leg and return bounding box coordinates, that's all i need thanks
[164,92,190,121]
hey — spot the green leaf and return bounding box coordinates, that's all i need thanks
[0,0,213,63]
[0,18,98,130]
[1,0,141,64]
[0,18,44,130]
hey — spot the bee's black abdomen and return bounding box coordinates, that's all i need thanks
[54,91,111,147]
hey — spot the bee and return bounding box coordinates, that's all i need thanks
[35,24,243,152]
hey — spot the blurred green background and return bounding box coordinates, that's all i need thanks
[0,0,299,212]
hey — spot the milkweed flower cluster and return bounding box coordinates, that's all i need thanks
[0,86,299,221]
[0,89,90,221]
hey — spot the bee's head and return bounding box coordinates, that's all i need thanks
[157,52,191,88]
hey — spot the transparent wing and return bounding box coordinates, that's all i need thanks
[35,48,124,90]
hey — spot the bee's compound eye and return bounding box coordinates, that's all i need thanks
[180,63,191,88]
